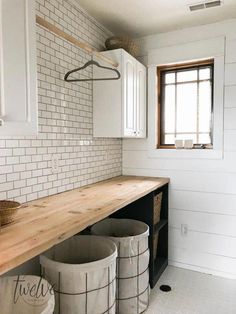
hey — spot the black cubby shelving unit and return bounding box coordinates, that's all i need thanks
[110,182,169,288]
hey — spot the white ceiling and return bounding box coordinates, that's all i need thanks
[77,0,236,37]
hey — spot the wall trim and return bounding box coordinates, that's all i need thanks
[169,261,236,280]
[147,37,225,159]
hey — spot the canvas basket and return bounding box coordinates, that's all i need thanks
[40,235,117,314]
[91,218,150,314]
[0,275,55,314]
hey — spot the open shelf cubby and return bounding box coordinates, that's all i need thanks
[110,182,169,288]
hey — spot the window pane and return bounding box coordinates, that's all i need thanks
[176,83,197,133]
[164,134,175,144]
[159,62,213,147]
[199,81,212,133]
[164,85,175,133]
[176,133,197,142]
[177,70,197,82]
[199,68,210,80]
[165,73,175,84]
[199,134,211,144]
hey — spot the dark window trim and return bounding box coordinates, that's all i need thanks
[157,59,214,149]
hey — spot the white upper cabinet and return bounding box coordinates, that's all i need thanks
[136,61,146,138]
[123,54,136,137]
[0,0,37,136]
[93,49,146,138]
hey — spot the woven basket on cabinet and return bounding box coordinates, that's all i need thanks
[105,36,139,57]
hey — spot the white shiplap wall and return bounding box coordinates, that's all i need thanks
[123,19,236,279]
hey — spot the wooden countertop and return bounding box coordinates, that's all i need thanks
[0,175,169,275]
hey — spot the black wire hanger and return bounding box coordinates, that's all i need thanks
[64,59,121,82]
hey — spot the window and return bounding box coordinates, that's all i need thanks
[157,60,214,148]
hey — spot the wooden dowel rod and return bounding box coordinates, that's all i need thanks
[36,15,119,68]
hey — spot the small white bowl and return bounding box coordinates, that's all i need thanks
[184,139,193,149]
[175,139,184,149]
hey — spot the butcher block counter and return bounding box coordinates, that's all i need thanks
[0,175,169,276]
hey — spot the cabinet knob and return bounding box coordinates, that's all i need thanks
[0,118,4,126]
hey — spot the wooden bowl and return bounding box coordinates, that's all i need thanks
[0,200,21,225]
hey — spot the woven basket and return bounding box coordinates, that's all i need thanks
[153,192,163,225]
[105,36,139,57]
[153,233,159,260]
[0,200,21,226]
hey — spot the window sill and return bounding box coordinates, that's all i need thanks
[148,148,223,160]
[158,145,213,149]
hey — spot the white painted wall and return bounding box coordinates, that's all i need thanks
[123,19,236,279]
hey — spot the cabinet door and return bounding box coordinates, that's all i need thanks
[0,0,37,135]
[123,54,136,137]
[136,62,146,138]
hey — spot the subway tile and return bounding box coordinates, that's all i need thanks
[0,0,122,202]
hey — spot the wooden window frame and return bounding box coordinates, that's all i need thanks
[157,59,214,149]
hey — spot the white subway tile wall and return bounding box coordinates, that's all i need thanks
[0,0,122,203]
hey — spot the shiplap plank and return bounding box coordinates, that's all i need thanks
[226,39,236,63]
[123,150,236,172]
[225,63,236,86]
[169,208,236,237]
[224,130,236,151]
[169,228,236,258]
[170,189,236,216]
[169,246,236,276]
[123,167,236,194]
[225,85,236,108]
[224,108,236,130]
[123,138,148,151]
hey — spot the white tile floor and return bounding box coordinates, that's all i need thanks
[146,266,236,314]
